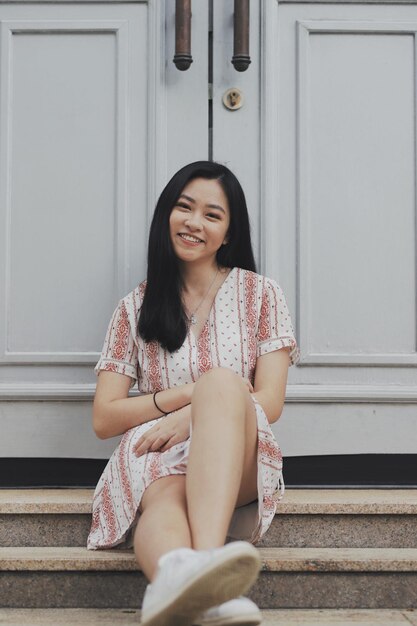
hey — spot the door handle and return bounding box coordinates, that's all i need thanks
[173,0,193,71]
[232,0,251,72]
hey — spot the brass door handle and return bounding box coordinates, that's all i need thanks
[173,0,193,71]
[232,0,251,72]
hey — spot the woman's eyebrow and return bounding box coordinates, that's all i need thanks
[178,194,225,214]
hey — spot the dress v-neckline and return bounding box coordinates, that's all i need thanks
[188,266,236,345]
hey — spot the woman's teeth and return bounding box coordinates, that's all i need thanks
[179,234,202,243]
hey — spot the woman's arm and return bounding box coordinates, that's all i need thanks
[93,371,194,439]
[252,348,290,424]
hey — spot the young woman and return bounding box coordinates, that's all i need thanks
[87,161,300,626]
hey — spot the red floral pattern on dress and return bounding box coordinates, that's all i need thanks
[257,278,271,343]
[147,452,163,483]
[94,299,138,387]
[87,267,300,550]
[112,303,129,360]
[197,322,212,373]
[256,276,300,365]
[103,362,118,373]
[145,340,163,391]
[244,270,258,383]
[258,437,281,462]
[118,433,135,517]
[101,479,118,545]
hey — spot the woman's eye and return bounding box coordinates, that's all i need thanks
[175,202,221,220]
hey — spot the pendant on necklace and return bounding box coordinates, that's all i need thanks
[190,313,197,325]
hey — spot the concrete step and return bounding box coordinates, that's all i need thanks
[0,608,416,625]
[260,489,417,548]
[1,489,416,548]
[2,546,417,572]
[1,547,416,609]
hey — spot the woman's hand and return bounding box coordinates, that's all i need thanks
[133,404,192,457]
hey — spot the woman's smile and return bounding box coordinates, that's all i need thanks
[178,233,204,246]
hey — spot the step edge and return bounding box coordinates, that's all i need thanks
[1,547,417,573]
[1,489,416,515]
[2,502,417,514]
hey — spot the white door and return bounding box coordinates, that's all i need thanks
[0,0,414,465]
[0,0,195,459]
[208,0,416,459]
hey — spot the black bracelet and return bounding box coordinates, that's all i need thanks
[153,390,167,415]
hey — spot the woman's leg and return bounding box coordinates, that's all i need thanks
[133,475,191,582]
[186,368,259,550]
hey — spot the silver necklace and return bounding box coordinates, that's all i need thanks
[183,268,220,325]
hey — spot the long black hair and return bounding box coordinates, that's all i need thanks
[138,160,257,352]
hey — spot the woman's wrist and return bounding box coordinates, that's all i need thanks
[153,391,167,415]
[153,384,192,416]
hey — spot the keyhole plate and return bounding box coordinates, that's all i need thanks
[223,88,243,110]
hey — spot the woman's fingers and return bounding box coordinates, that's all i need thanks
[134,428,173,456]
[149,434,170,452]
[134,433,152,456]
[134,432,151,455]
[159,434,177,453]
[133,406,189,457]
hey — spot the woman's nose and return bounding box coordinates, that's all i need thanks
[185,214,203,229]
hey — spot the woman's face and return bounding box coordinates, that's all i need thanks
[169,177,231,267]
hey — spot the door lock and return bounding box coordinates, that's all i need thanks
[223,88,243,110]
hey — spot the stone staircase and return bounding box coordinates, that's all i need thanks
[0,489,416,624]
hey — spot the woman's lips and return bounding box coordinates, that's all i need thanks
[177,234,203,246]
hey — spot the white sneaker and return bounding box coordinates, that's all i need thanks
[140,542,262,626]
[193,596,262,625]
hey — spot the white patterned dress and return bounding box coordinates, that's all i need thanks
[87,266,300,550]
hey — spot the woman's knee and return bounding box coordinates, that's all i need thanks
[191,368,249,427]
[193,367,247,397]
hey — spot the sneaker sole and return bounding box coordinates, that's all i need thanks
[193,611,262,626]
[140,542,262,626]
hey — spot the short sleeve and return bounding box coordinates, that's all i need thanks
[256,278,300,366]
[94,298,139,389]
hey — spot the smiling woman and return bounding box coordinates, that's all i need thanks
[168,177,234,340]
[88,160,300,626]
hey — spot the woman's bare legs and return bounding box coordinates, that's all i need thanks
[133,475,191,582]
[186,367,259,549]
[133,367,259,578]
